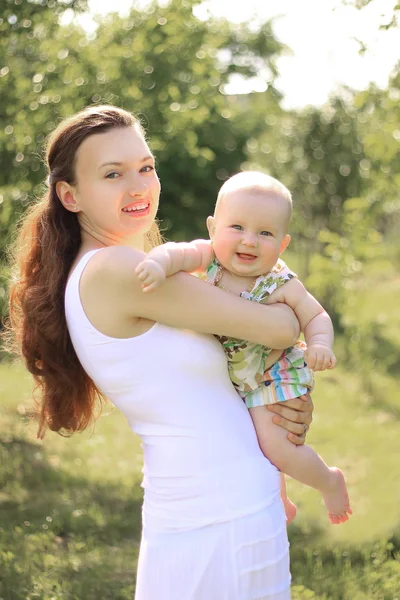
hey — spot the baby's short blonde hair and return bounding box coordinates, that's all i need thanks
[215,171,292,227]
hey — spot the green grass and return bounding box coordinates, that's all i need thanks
[1,361,400,600]
[1,260,400,599]
[0,363,143,600]
[3,246,400,599]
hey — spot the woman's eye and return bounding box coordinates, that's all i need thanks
[141,165,154,173]
[105,172,120,179]
[232,224,243,230]
[260,231,272,236]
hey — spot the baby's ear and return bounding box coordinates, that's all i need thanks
[280,234,291,255]
[206,216,216,239]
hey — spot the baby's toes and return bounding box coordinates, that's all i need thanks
[329,514,340,525]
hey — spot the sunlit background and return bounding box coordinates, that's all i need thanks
[1,0,399,598]
[67,0,400,107]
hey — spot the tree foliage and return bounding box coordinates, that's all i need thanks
[0,0,285,250]
[0,0,285,320]
[1,0,400,381]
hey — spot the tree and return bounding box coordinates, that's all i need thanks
[0,0,88,321]
[0,0,286,323]
[76,0,286,238]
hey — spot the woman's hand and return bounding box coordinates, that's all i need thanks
[267,393,313,445]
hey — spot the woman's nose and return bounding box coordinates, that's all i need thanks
[128,175,148,197]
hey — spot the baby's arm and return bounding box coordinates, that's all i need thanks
[268,278,336,371]
[135,239,213,292]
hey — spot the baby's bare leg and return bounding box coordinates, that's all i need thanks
[250,405,352,524]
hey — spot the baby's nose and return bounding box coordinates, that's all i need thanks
[242,233,258,246]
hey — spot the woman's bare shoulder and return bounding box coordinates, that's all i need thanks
[83,245,146,284]
[77,246,149,336]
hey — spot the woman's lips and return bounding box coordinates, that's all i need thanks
[122,200,150,216]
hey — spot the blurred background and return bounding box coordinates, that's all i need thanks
[1,0,399,598]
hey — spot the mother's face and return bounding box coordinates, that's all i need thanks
[59,126,161,245]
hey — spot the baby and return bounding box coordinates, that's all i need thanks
[135,171,352,525]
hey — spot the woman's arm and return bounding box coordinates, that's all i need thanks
[84,246,300,350]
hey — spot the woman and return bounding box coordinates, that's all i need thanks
[9,105,313,599]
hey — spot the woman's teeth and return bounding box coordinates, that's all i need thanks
[122,202,149,212]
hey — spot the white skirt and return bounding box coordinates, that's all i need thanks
[135,496,291,600]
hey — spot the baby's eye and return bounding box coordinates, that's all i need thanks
[260,231,273,236]
[105,171,120,179]
[231,224,243,230]
[140,165,155,173]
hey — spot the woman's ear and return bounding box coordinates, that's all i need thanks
[56,181,80,213]
[280,234,291,255]
[206,216,216,239]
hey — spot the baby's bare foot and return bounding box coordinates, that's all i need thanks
[322,467,352,525]
[283,497,297,525]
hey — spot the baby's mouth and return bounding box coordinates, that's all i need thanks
[236,252,257,261]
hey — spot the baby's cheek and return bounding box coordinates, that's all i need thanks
[212,237,235,269]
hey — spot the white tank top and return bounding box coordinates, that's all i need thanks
[65,250,280,532]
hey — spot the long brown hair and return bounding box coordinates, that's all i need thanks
[7,105,162,438]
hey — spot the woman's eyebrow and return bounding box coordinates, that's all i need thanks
[98,156,154,169]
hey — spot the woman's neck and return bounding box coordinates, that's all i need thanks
[79,222,146,252]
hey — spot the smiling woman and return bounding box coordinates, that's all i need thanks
[56,126,160,245]
[7,106,162,438]
[7,104,314,600]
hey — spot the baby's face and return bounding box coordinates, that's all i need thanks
[208,189,290,278]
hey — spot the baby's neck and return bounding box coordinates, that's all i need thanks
[217,267,262,296]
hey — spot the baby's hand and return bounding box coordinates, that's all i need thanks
[304,344,337,372]
[135,259,166,292]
